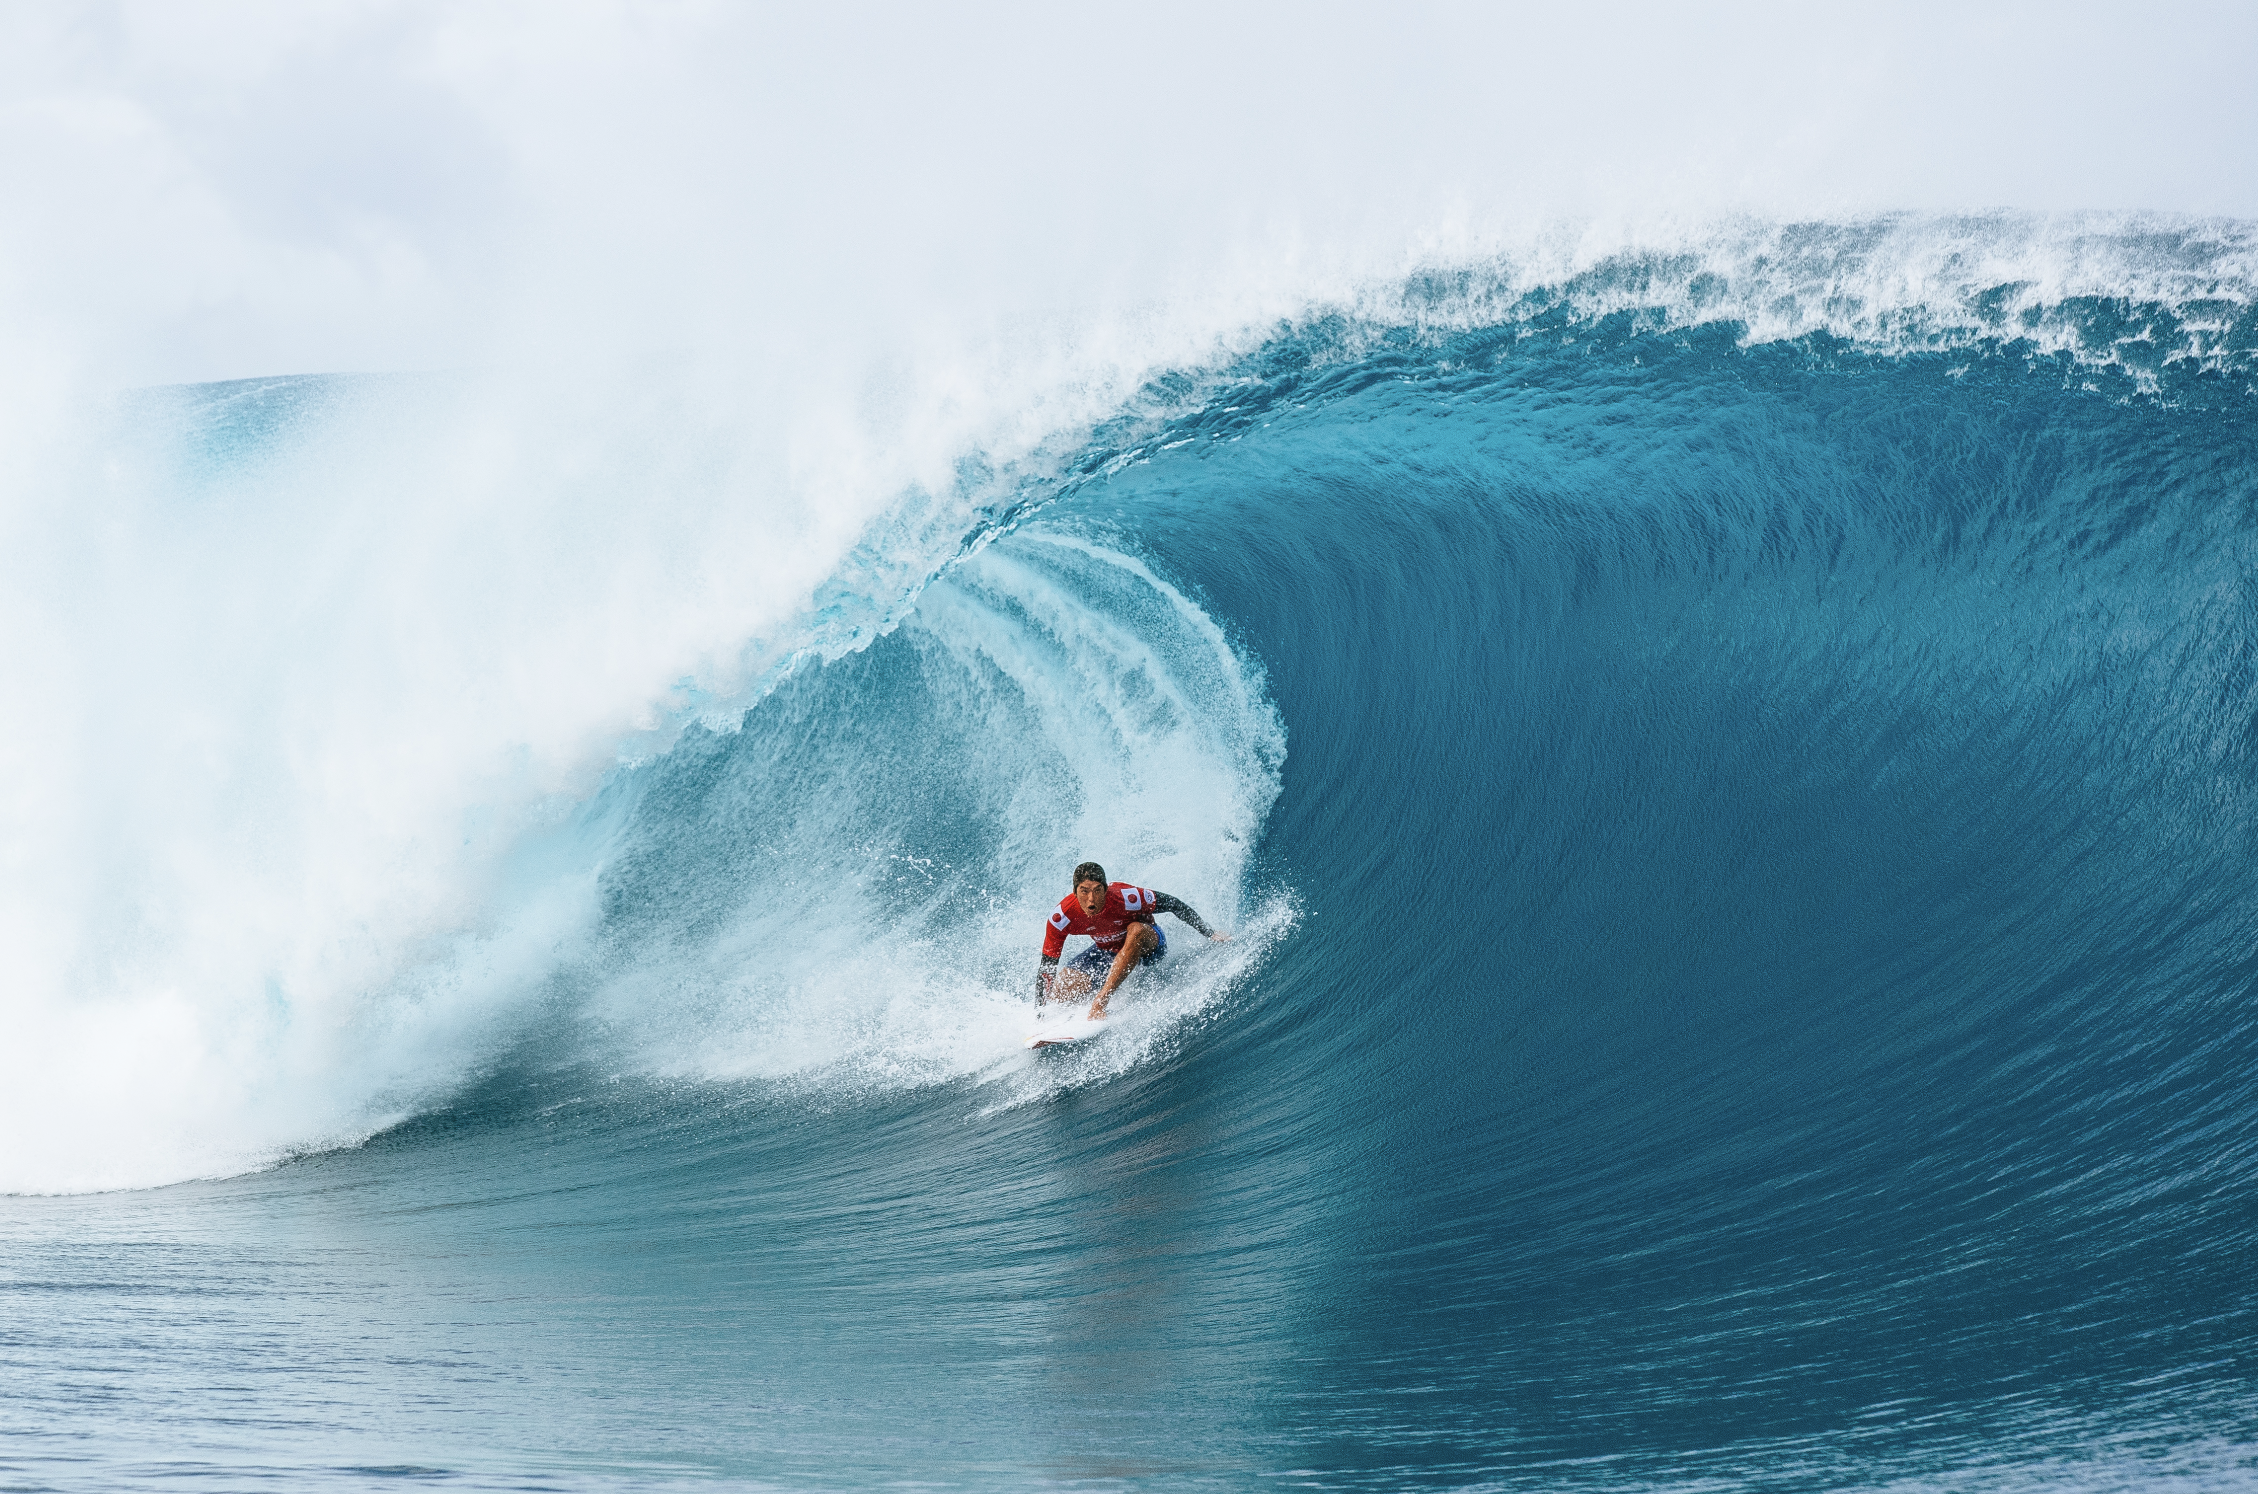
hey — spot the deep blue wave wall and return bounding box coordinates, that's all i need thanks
[1080,319,2258,1478]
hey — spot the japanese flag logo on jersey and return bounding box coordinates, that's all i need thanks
[1122,887,1146,912]
[1049,909,1071,931]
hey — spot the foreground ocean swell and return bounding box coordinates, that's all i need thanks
[8,270,2258,1488]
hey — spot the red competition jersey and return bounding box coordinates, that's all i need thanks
[1041,882,1157,960]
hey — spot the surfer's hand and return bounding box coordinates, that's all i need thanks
[1210,931,1231,943]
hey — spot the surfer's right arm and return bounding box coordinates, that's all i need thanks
[1036,903,1071,1002]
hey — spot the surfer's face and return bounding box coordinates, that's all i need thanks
[1075,879,1106,917]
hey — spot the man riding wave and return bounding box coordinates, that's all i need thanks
[1037,860,1229,1020]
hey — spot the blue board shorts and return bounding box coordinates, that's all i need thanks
[1066,925,1166,982]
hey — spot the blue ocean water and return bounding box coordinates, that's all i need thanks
[8,225,2258,1489]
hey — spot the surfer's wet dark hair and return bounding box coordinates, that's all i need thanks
[1073,861,1106,889]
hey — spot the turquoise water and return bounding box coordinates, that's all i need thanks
[8,224,2258,1489]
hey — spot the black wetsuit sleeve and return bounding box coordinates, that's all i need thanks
[1035,954,1058,1002]
[1151,892,1214,938]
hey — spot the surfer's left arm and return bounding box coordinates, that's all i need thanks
[1152,891,1228,941]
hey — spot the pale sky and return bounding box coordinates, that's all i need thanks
[4,0,2254,386]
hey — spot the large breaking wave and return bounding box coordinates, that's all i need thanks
[6,212,2258,1489]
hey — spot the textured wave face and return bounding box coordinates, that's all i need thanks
[6,220,2258,1490]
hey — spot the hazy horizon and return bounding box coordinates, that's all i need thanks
[6,0,2255,389]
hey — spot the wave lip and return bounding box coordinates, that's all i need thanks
[1310,214,2258,384]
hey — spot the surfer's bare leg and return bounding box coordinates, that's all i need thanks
[1089,923,1158,1020]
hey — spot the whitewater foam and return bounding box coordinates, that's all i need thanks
[0,368,949,1193]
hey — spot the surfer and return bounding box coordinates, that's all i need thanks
[1037,861,1228,1020]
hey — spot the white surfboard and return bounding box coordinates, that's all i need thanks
[1024,1010,1108,1049]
